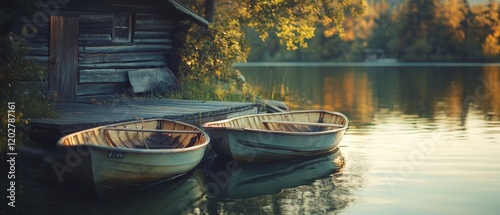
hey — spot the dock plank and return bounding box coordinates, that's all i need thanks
[29,99,259,144]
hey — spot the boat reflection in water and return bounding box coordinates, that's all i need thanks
[208,148,344,200]
[66,170,206,215]
[205,149,353,214]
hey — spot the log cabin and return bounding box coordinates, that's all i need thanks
[10,0,208,102]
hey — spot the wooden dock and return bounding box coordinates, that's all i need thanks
[29,99,259,144]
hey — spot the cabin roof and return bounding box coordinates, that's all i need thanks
[163,0,209,27]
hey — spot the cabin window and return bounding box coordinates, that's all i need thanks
[112,13,134,42]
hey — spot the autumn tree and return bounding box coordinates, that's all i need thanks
[241,0,500,63]
[178,0,365,79]
[435,0,468,60]
[366,0,399,57]
[398,0,441,61]
[440,0,466,42]
[481,0,500,58]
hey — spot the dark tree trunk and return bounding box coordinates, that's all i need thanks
[204,0,216,23]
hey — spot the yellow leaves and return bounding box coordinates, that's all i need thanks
[238,0,364,50]
[482,23,500,57]
[321,17,338,37]
[441,0,465,29]
[438,0,466,43]
[235,5,251,20]
[482,34,500,56]
[323,28,338,38]
[179,0,366,81]
[258,31,269,42]
[272,14,318,50]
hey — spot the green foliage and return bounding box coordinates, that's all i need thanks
[0,37,45,81]
[170,76,260,102]
[174,15,255,101]
[175,0,364,100]
[367,3,399,58]
[179,20,249,82]
[0,36,55,152]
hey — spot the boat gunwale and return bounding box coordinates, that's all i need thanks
[202,110,349,136]
[56,118,210,154]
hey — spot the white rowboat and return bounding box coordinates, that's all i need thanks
[57,118,209,195]
[202,110,348,162]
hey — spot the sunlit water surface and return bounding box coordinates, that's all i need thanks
[237,63,500,215]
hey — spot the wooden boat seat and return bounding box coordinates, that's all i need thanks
[262,120,344,132]
[103,128,201,149]
[103,128,202,134]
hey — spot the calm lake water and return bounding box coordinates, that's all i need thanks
[237,63,500,215]
[9,63,500,215]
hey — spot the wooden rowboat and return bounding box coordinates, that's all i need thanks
[202,110,348,162]
[56,118,209,195]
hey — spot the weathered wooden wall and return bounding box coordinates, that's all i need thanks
[10,0,190,100]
